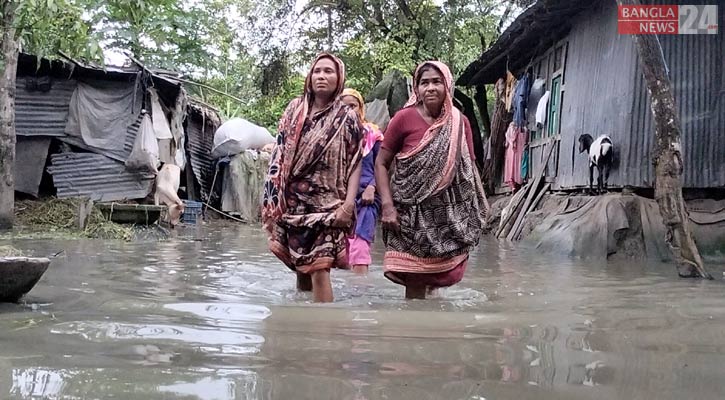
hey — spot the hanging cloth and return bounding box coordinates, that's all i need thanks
[504,71,516,112]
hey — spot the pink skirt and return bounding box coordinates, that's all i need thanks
[347,235,372,265]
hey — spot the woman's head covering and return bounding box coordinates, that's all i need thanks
[397,60,462,192]
[341,88,366,122]
[282,53,346,141]
[342,87,383,156]
[404,61,455,110]
[305,53,346,105]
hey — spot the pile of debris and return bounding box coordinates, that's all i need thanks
[495,143,554,240]
[211,118,275,223]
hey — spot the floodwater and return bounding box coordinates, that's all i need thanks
[2,224,725,400]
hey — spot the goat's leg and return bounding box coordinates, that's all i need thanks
[603,163,611,193]
[589,165,595,195]
[597,164,604,195]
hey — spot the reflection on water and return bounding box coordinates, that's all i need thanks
[11,368,71,399]
[1,224,725,399]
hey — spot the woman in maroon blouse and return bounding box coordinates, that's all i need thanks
[375,61,488,299]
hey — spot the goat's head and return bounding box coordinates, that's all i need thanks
[168,201,185,227]
[578,134,594,154]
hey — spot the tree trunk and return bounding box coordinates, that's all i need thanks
[619,0,711,279]
[474,84,491,139]
[454,89,484,170]
[481,79,511,193]
[0,0,19,229]
[447,0,457,74]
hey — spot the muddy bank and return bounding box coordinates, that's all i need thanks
[490,193,725,261]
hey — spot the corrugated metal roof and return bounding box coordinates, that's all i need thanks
[457,0,594,86]
[47,152,154,201]
[15,79,77,137]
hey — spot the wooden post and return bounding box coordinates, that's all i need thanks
[0,0,19,229]
[77,198,94,230]
[618,0,711,279]
[482,79,512,193]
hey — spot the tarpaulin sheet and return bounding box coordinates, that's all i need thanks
[65,80,138,151]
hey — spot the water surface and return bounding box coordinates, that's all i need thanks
[2,224,725,399]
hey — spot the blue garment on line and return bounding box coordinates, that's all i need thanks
[512,73,532,128]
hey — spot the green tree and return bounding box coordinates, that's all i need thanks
[295,0,510,95]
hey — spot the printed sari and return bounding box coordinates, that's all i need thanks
[262,54,364,274]
[383,61,489,287]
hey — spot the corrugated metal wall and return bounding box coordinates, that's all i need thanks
[635,0,725,188]
[552,0,724,190]
[15,79,77,137]
[186,116,217,201]
[47,153,154,202]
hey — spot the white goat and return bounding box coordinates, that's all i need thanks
[578,134,613,194]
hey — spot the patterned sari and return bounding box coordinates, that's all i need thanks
[262,54,364,274]
[383,61,488,287]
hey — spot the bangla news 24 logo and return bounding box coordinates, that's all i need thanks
[618,5,719,34]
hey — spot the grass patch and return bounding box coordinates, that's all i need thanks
[0,245,24,256]
[14,198,134,241]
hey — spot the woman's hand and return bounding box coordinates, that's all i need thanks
[361,185,376,205]
[381,203,400,232]
[332,201,355,228]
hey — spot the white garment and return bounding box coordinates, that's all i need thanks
[536,90,550,129]
[527,78,546,131]
[149,88,173,140]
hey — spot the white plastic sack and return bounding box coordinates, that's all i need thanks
[126,113,160,173]
[174,134,186,170]
[212,118,274,159]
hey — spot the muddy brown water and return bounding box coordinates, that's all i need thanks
[2,224,725,399]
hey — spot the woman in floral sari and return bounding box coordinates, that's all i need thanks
[375,61,488,299]
[340,88,384,274]
[262,54,364,302]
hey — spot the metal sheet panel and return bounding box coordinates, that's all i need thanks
[15,79,77,137]
[47,152,154,201]
[15,137,51,197]
[634,0,725,189]
[186,117,217,201]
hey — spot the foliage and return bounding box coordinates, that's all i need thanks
[9,0,521,132]
[11,0,103,61]
[299,0,511,92]
[242,74,305,132]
